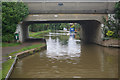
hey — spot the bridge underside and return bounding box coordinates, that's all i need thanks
[17,14,107,44]
[24,14,107,23]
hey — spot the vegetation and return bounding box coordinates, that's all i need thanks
[8,43,45,56]
[115,1,120,22]
[29,23,81,39]
[2,2,29,42]
[2,59,14,79]
[29,30,51,38]
[106,30,114,37]
[2,42,21,47]
[103,15,119,38]
[29,23,81,32]
[2,43,46,79]
[0,70,2,80]
[103,1,120,39]
[29,23,69,32]
[0,2,2,47]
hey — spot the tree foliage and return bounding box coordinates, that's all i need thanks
[102,1,120,38]
[115,1,120,21]
[2,2,29,42]
[29,23,81,32]
[29,23,68,32]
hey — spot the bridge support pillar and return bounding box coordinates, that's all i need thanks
[79,20,102,44]
[16,22,29,43]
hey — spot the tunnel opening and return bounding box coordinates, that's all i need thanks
[27,22,81,43]
[79,20,102,44]
[19,20,102,44]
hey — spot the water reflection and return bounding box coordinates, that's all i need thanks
[10,32,118,78]
[46,35,81,59]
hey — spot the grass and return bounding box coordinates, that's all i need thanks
[2,30,48,79]
[2,59,14,79]
[2,43,46,79]
[0,70,2,80]
[2,42,21,47]
[29,30,51,38]
[8,43,46,56]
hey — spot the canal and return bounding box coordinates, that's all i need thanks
[10,31,118,78]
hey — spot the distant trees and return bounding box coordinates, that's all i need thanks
[29,23,69,32]
[29,23,81,32]
[2,2,29,42]
[103,1,120,38]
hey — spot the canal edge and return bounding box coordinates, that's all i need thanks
[5,45,47,80]
[5,55,17,80]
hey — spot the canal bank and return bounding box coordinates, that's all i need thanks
[101,39,120,48]
[2,30,51,79]
[4,45,47,79]
[2,39,47,79]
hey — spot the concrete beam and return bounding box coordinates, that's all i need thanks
[24,14,108,23]
[24,2,116,14]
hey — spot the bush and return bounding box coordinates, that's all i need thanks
[2,34,14,42]
[102,2,120,39]
[2,2,29,42]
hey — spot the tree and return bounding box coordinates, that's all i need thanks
[102,2,120,38]
[115,1,120,22]
[2,2,29,42]
[115,1,120,38]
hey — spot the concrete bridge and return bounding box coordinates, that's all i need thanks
[16,1,117,44]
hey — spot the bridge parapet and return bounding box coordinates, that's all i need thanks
[24,2,116,14]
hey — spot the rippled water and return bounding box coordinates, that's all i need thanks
[10,32,118,78]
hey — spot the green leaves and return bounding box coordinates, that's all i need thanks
[102,2,120,38]
[106,30,114,37]
[2,2,29,42]
[115,2,120,20]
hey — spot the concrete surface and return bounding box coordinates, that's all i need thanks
[24,2,116,14]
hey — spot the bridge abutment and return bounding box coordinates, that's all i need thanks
[79,20,102,44]
[16,22,29,42]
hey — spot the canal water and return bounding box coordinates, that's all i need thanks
[10,32,118,78]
